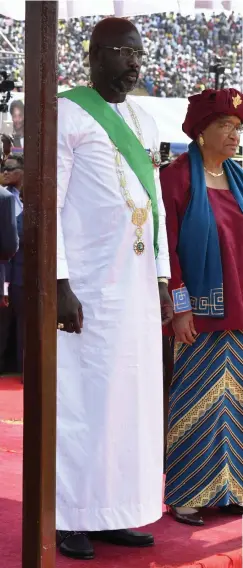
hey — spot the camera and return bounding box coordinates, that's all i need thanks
[160,142,171,169]
[209,59,225,76]
[209,57,225,90]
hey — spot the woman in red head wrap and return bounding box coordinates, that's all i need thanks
[161,88,243,526]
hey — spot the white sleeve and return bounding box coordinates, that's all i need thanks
[153,125,171,278]
[57,98,79,279]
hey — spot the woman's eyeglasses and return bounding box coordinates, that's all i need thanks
[218,121,243,135]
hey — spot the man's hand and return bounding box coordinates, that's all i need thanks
[159,282,173,326]
[57,279,83,334]
[172,311,197,345]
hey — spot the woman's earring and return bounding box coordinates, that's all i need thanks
[87,77,93,88]
[198,134,204,147]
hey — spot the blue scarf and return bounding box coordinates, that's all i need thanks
[178,141,243,318]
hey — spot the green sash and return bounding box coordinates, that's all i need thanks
[58,86,159,257]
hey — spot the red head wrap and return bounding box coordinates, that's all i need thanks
[182,88,243,140]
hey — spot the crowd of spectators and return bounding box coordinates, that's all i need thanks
[0,11,242,97]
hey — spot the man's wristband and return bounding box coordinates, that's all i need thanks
[158,277,169,285]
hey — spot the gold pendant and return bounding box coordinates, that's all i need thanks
[134,239,145,255]
[132,208,148,227]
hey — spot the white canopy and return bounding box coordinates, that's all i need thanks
[0,0,174,20]
[0,0,242,21]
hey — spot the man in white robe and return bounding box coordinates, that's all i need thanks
[56,17,172,560]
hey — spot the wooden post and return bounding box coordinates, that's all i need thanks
[22,2,58,567]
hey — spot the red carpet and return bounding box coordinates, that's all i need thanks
[0,377,242,568]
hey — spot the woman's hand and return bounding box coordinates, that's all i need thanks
[172,311,197,345]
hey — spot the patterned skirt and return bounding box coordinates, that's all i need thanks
[165,331,243,507]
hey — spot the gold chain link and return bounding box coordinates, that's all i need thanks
[113,102,151,216]
[112,101,152,255]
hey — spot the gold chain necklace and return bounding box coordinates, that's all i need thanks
[113,101,151,255]
[204,167,224,178]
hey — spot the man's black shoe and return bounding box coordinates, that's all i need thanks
[57,531,95,559]
[90,529,154,547]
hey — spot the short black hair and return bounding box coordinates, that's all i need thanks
[9,99,24,116]
[90,17,140,52]
[7,153,24,167]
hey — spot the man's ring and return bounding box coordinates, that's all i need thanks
[57,323,64,330]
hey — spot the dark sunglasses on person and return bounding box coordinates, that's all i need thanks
[3,165,23,172]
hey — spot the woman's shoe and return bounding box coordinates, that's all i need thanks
[220,504,243,515]
[167,505,204,526]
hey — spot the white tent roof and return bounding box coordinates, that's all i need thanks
[0,0,242,20]
[0,0,179,20]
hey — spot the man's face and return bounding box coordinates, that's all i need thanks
[97,29,144,94]
[3,158,23,188]
[12,108,24,133]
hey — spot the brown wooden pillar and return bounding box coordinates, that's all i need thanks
[22,2,58,567]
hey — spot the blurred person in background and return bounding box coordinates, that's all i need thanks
[0,154,23,375]
[4,155,24,376]
[161,88,243,526]
[9,100,24,149]
[1,134,13,165]
[3,154,24,215]
[0,134,14,185]
[0,186,18,374]
[7,209,24,376]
